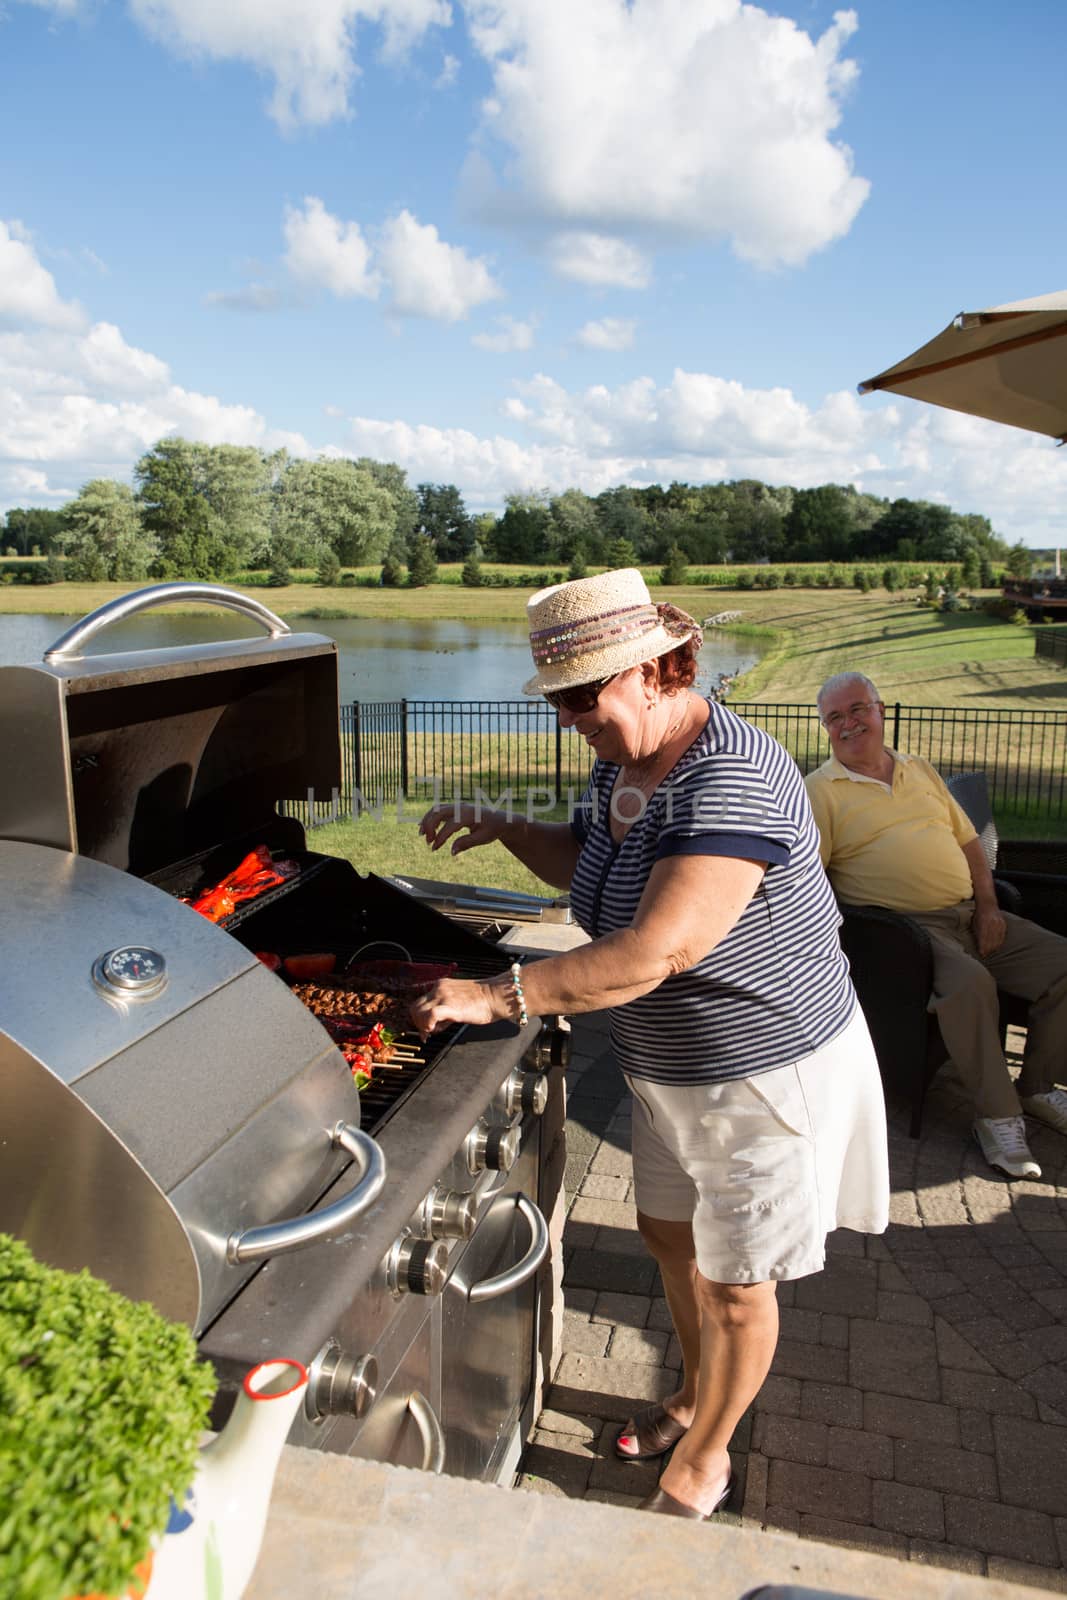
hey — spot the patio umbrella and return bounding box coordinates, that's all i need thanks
[858,290,1067,442]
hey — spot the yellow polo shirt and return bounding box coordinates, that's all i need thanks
[805,750,977,912]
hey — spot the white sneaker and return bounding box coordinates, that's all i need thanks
[973,1116,1042,1179]
[1021,1088,1067,1137]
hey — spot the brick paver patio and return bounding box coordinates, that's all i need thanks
[518,1015,1067,1593]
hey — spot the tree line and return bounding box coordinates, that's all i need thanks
[1,436,1031,587]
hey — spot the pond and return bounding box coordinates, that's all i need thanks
[0,612,761,703]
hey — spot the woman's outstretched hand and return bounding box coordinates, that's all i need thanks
[419,802,503,856]
[409,979,500,1041]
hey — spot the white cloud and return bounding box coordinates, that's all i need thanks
[125,0,452,129]
[0,222,309,506]
[435,50,459,86]
[78,323,172,392]
[278,198,498,321]
[464,0,868,268]
[283,197,380,298]
[547,232,650,289]
[4,465,68,499]
[204,283,286,312]
[337,373,1066,545]
[473,314,535,352]
[0,220,86,330]
[576,317,635,351]
[377,209,501,320]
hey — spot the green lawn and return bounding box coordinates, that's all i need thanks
[311,804,561,896]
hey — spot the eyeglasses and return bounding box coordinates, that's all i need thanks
[822,700,880,731]
[544,674,619,714]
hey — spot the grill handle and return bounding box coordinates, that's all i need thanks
[407,1391,446,1475]
[466,1193,548,1304]
[226,1123,386,1265]
[44,582,290,661]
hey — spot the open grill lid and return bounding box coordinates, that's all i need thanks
[0,583,341,875]
[0,587,361,1334]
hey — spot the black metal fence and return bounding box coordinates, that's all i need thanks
[288,699,1067,831]
[1035,626,1067,668]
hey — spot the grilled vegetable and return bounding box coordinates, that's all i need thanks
[339,1045,374,1089]
[255,951,282,971]
[343,959,456,995]
[186,846,290,923]
[283,952,337,980]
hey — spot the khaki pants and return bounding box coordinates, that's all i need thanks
[909,902,1067,1120]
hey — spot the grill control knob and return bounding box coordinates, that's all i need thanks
[307,1343,378,1423]
[422,1186,479,1241]
[496,1068,549,1119]
[387,1235,450,1297]
[465,1120,521,1175]
[528,1018,571,1071]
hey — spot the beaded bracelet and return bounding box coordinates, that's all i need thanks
[509,961,529,1028]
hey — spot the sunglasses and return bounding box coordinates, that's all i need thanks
[544,674,619,713]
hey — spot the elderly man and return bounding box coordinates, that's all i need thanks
[806,671,1067,1179]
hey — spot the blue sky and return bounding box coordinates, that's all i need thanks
[1,0,1064,545]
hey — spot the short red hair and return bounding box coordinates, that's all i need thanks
[652,639,699,692]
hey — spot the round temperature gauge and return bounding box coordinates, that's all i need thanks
[93,946,168,1000]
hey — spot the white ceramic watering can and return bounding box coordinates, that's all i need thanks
[145,1358,308,1600]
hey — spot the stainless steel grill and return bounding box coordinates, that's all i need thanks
[0,584,568,1484]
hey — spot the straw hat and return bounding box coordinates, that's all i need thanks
[523,568,702,695]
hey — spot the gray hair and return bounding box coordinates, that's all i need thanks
[816,671,881,714]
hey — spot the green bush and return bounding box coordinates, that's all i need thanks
[0,1233,216,1600]
[339,571,359,587]
[660,544,689,585]
[407,534,438,588]
[316,548,341,586]
[461,553,483,587]
[266,552,290,587]
[977,597,1030,624]
[17,558,60,585]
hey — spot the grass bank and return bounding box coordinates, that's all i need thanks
[727,590,1063,711]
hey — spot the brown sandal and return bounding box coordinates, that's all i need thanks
[614,1402,688,1462]
[639,1475,735,1519]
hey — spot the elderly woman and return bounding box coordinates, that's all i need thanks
[412,569,889,1520]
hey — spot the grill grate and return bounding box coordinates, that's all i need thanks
[202,851,515,1134]
[289,945,514,1136]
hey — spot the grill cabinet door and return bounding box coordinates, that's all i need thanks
[439,1121,542,1481]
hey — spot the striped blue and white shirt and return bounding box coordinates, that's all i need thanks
[569,699,855,1085]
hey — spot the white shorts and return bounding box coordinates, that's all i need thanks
[624,1007,889,1284]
